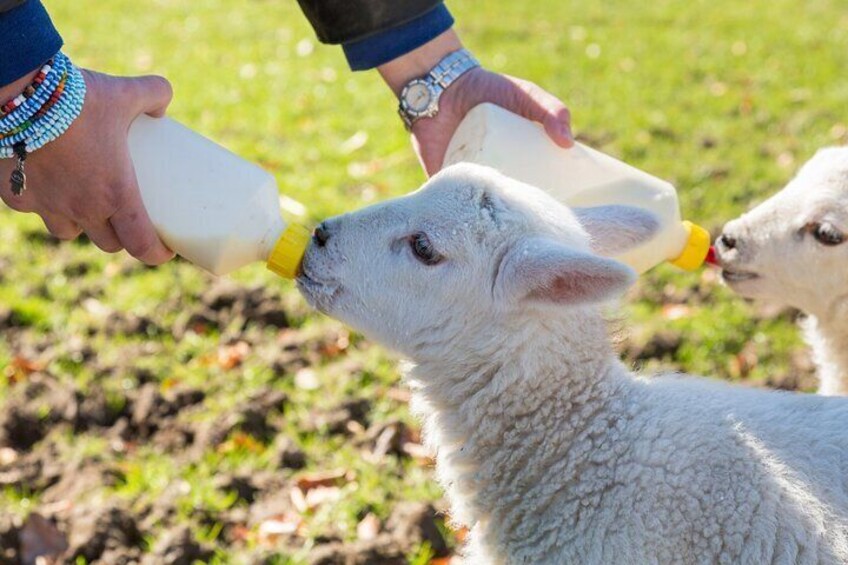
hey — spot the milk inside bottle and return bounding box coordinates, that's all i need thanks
[444,103,710,273]
[127,115,309,278]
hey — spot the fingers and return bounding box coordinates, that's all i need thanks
[82,219,123,253]
[108,181,173,265]
[40,212,82,241]
[128,75,173,118]
[504,77,574,148]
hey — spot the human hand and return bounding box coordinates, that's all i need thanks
[378,30,572,175]
[0,69,175,264]
[411,68,573,175]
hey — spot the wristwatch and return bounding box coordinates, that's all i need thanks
[397,48,480,130]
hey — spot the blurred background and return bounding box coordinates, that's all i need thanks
[1,0,846,562]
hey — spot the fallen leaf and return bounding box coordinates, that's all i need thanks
[294,368,319,390]
[4,355,45,384]
[229,524,253,544]
[218,432,264,455]
[289,486,308,513]
[291,485,342,513]
[258,511,302,546]
[356,512,381,541]
[385,387,411,404]
[305,485,341,508]
[295,468,352,491]
[661,304,692,321]
[0,447,18,466]
[319,330,350,358]
[402,442,435,464]
[217,341,250,370]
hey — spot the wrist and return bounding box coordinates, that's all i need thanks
[378,29,463,96]
[0,68,40,104]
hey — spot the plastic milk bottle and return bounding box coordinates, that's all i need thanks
[127,115,309,278]
[444,103,710,273]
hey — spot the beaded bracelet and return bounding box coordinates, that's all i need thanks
[0,52,86,195]
[0,59,51,116]
[0,54,68,132]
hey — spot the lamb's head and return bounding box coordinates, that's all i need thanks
[296,163,658,361]
[717,147,848,314]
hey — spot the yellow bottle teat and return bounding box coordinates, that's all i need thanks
[267,224,311,279]
[669,221,711,271]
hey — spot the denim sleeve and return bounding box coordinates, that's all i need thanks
[342,4,454,71]
[0,0,63,86]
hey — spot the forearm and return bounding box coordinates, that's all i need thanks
[377,29,462,96]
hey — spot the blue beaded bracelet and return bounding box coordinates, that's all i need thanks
[0,52,87,195]
[0,66,85,151]
[0,53,68,133]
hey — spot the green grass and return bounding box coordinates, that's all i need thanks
[1,0,847,561]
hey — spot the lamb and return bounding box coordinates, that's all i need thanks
[297,163,848,563]
[717,147,848,396]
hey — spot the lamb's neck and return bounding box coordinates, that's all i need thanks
[407,314,632,528]
[803,306,848,395]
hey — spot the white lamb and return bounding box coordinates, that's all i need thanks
[717,147,848,396]
[297,163,848,563]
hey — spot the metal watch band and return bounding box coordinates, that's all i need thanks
[398,48,480,130]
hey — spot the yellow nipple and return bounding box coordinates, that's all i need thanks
[267,224,311,279]
[669,221,711,271]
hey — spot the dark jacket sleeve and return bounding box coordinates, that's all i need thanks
[296,0,445,44]
[0,0,63,86]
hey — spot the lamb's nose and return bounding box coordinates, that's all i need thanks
[718,233,737,250]
[313,222,331,247]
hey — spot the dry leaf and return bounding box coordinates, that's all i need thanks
[289,485,342,513]
[385,387,411,403]
[218,432,264,454]
[0,446,18,466]
[661,304,691,321]
[229,524,253,543]
[402,442,435,464]
[4,355,45,384]
[295,468,352,491]
[319,330,350,358]
[356,512,381,541]
[294,368,319,390]
[290,485,308,514]
[258,511,302,546]
[217,341,250,370]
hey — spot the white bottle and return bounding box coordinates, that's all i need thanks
[127,115,309,277]
[444,103,709,273]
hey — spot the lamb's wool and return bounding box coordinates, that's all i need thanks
[298,163,848,563]
[719,146,848,396]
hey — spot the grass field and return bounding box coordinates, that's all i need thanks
[1,0,847,562]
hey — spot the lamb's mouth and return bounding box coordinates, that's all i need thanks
[296,268,341,311]
[721,269,760,283]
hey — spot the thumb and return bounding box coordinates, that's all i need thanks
[498,76,574,148]
[128,75,173,118]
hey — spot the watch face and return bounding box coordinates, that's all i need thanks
[404,81,434,114]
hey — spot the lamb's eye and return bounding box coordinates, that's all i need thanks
[812,222,845,246]
[410,233,443,265]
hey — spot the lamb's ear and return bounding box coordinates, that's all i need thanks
[572,205,660,256]
[494,237,636,305]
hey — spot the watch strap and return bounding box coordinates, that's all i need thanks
[398,48,480,130]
